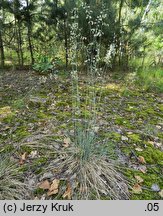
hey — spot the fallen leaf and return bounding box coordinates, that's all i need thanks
[135,147,143,152]
[132,184,142,194]
[38,180,50,190]
[158,190,163,198]
[134,175,144,184]
[63,181,72,199]
[49,179,60,191]
[63,137,71,147]
[19,152,27,165]
[21,152,27,160]
[138,156,146,164]
[47,189,58,196]
[47,179,60,196]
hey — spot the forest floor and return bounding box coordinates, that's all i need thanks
[0,69,163,200]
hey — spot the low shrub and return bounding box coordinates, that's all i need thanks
[33,55,55,74]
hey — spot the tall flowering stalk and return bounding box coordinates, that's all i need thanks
[65,3,129,199]
[69,4,106,161]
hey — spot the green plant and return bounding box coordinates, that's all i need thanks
[136,67,163,93]
[33,55,55,74]
[56,5,129,199]
[21,3,129,200]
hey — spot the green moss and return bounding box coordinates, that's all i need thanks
[125,106,139,112]
[137,145,163,165]
[56,111,71,120]
[158,104,163,112]
[35,92,47,98]
[36,110,52,119]
[2,113,15,123]
[143,173,163,188]
[145,107,156,115]
[156,112,163,118]
[158,132,163,139]
[132,169,162,199]
[0,106,12,115]
[136,111,148,119]
[115,116,124,125]
[128,133,141,142]
[80,110,91,118]
[56,101,69,107]
[124,167,162,200]
[121,88,140,97]
[100,88,116,96]
[131,191,160,200]
[121,146,131,156]
[115,116,134,129]
[104,132,121,141]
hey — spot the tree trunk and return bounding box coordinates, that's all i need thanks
[64,18,68,68]
[26,0,34,65]
[27,24,34,65]
[0,0,5,69]
[116,0,124,67]
[14,18,21,66]
[18,19,24,66]
[0,31,5,68]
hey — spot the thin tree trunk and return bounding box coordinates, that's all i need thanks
[18,19,24,66]
[0,31,5,68]
[27,24,34,65]
[64,18,68,68]
[14,18,21,66]
[26,0,34,65]
[0,0,5,69]
[117,0,124,67]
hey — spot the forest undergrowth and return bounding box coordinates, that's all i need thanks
[0,69,163,200]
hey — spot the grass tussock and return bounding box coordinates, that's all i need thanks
[46,148,129,200]
[33,126,129,200]
[0,155,30,200]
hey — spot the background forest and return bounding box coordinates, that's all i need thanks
[0,0,163,200]
[0,0,162,70]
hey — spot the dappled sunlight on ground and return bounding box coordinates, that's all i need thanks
[0,70,163,200]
